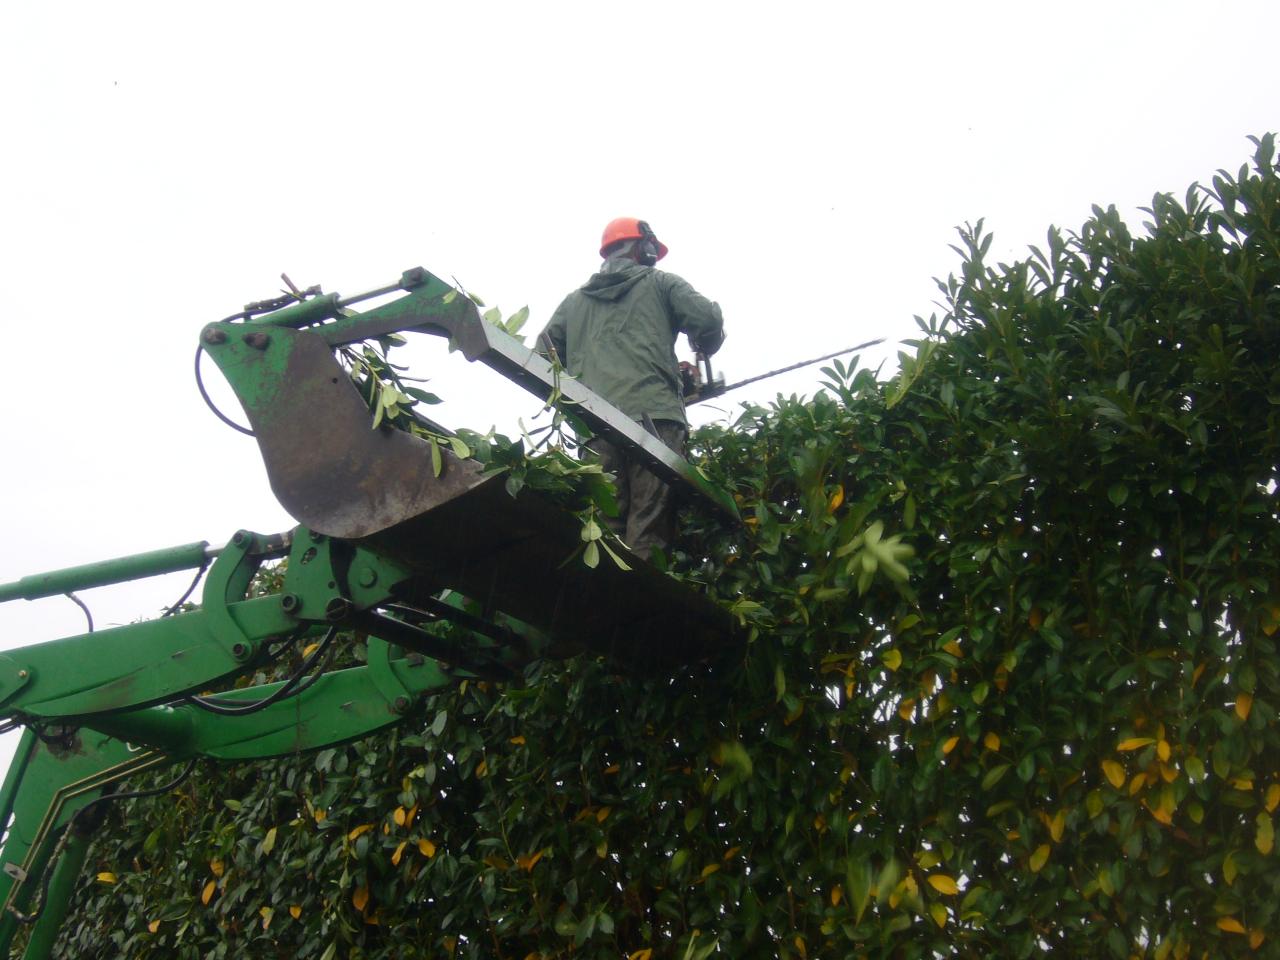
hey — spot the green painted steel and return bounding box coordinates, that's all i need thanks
[0,535,296,718]
[242,291,340,328]
[0,542,211,604]
[0,729,161,955]
[20,826,91,960]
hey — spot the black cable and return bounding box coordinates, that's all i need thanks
[63,593,93,633]
[162,561,209,617]
[194,345,255,436]
[10,758,200,925]
[185,626,339,716]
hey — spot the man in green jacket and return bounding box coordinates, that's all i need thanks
[539,218,725,560]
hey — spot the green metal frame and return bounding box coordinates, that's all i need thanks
[0,265,741,958]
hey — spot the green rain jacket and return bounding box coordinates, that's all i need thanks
[540,257,725,426]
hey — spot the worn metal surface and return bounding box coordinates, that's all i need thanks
[202,323,491,540]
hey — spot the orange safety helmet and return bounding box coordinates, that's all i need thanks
[599,217,669,262]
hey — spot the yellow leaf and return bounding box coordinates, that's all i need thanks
[929,902,948,928]
[1117,737,1155,752]
[352,886,369,912]
[942,736,960,756]
[983,732,1000,752]
[1097,868,1114,897]
[1256,814,1274,856]
[1102,760,1126,789]
[148,919,161,934]
[209,858,224,877]
[1049,810,1066,843]
[827,484,845,513]
[261,826,277,855]
[509,735,526,745]
[313,808,327,823]
[1267,784,1280,813]
[628,951,654,960]
[290,905,302,920]
[1233,778,1255,791]
[1224,851,1238,885]
[1029,844,1050,873]
[794,934,807,958]
[1217,917,1246,934]
[1192,662,1206,686]
[260,906,273,930]
[1236,692,1253,721]
[417,838,437,858]
[476,758,487,777]
[942,639,963,658]
[882,649,903,671]
[97,872,116,884]
[391,841,407,866]
[700,863,720,879]
[517,850,545,872]
[301,641,321,658]
[604,763,620,775]
[898,698,916,721]
[393,807,407,827]
[1250,930,1266,949]
[596,806,612,823]
[348,823,375,841]
[201,880,216,905]
[1148,802,1173,826]
[927,874,959,895]
[830,884,843,906]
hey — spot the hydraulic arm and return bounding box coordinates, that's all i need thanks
[0,266,741,958]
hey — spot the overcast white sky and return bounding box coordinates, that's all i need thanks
[0,2,1275,763]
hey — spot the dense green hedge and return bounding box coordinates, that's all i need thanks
[57,137,1279,958]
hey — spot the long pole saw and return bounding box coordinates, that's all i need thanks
[686,337,885,404]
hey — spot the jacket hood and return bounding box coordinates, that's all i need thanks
[579,259,648,302]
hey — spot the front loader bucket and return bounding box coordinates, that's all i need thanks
[201,324,736,667]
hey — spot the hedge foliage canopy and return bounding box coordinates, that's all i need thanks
[57,137,1279,959]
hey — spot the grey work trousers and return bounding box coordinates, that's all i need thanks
[586,419,688,561]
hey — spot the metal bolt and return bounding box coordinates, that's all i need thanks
[358,567,377,588]
[202,327,227,345]
[243,331,271,350]
[310,530,324,543]
[392,695,412,714]
[231,642,251,660]
[233,531,249,548]
[17,669,28,679]
[325,597,353,622]
[281,594,301,614]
